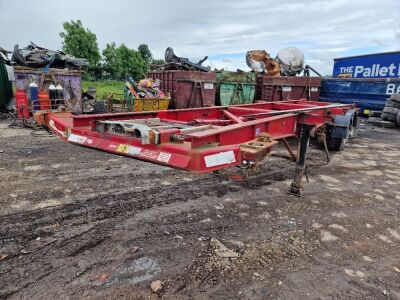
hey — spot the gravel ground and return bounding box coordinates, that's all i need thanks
[0,119,399,299]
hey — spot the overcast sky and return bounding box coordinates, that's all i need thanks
[0,0,399,75]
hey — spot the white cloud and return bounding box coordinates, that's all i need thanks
[0,0,398,75]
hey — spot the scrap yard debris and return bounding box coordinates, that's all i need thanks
[11,42,88,70]
[163,47,210,72]
[210,238,239,259]
[126,77,166,99]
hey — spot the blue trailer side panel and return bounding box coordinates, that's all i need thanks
[320,78,400,112]
[333,52,400,79]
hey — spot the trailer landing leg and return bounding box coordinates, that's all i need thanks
[288,124,312,196]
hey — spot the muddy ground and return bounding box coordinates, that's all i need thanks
[0,119,399,299]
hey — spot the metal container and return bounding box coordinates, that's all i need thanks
[14,66,82,114]
[147,70,216,109]
[0,61,13,110]
[255,76,321,101]
[132,97,170,112]
[320,77,400,112]
[216,71,256,106]
[332,51,400,79]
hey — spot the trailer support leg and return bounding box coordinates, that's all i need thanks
[282,138,297,162]
[288,124,312,196]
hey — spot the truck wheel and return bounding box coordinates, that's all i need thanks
[397,111,400,126]
[328,137,346,151]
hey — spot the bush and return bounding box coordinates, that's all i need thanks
[82,80,125,100]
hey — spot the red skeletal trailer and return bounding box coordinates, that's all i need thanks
[44,99,357,196]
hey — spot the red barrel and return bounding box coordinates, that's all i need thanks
[15,90,30,119]
[38,90,51,110]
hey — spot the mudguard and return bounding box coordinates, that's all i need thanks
[330,109,357,139]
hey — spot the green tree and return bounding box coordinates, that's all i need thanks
[59,20,101,67]
[151,58,165,66]
[148,58,165,71]
[138,44,153,65]
[102,43,147,80]
[102,42,119,79]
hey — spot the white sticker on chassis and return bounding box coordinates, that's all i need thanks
[204,150,236,167]
[127,146,142,155]
[157,152,172,163]
[67,134,87,144]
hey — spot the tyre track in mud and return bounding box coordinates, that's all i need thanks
[7,123,398,298]
[0,176,241,298]
[0,158,296,299]
[0,176,232,242]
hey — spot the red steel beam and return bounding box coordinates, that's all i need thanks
[46,101,354,173]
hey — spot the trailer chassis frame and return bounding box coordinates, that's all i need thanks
[43,100,357,195]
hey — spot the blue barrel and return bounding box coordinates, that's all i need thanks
[320,78,400,113]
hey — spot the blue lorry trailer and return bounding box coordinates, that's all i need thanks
[320,51,400,113]
[332,51,400,79]
[320,77,400,112]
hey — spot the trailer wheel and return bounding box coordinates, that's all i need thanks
[328,137,346,151]
[326,109,357,151]
[348,114,358,139]
[326,126,348,151]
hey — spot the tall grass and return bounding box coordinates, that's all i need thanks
[82,80,125,100]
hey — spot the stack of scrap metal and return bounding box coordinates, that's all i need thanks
[11,42,88,70]
[126,77,166,99]
[124,77,169,112]
[162,47,210,72]
[246,47,321,77]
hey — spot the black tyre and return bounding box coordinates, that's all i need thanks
[328,137,346,151]
[381,112,397,122]
[386,100,400,109]
[348,115,358,138]
[383,106,400,114]
[369,111,382,118]
[92,101,107,114]
[368,118,396,128]
[397,112,400,126]
[390,93,400,103]
[326,113,356,151]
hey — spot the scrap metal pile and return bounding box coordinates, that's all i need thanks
[163,47,210,72]
[126,77,166,99]
[246,47,321,77]
[11,42,88,70]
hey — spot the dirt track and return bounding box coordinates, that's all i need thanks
[0,120,400,299]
